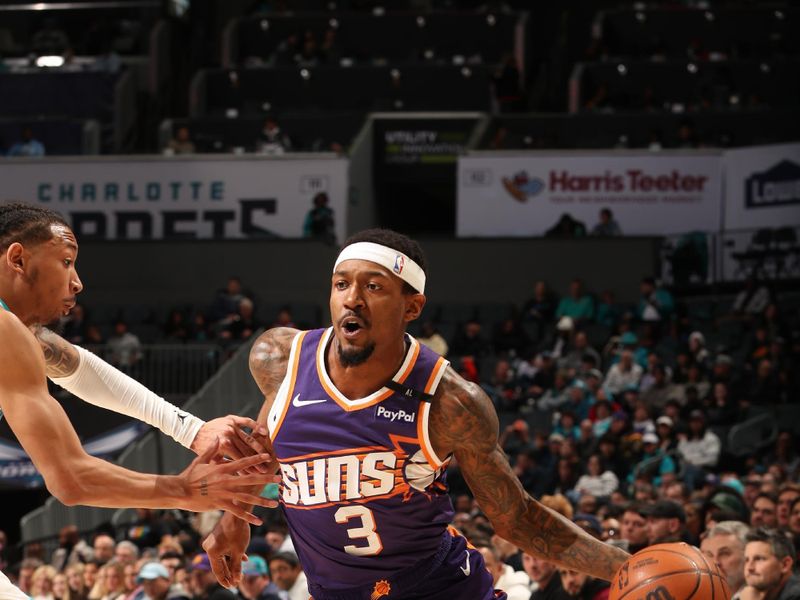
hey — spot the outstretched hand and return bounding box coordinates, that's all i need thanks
[191,415,271,473]
[177,440,279,525]
[202,512,252,588]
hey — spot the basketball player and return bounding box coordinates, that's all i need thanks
[203,229,629,599]
[0,203,279,600]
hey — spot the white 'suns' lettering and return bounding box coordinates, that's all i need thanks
[376,405,416,423]
[281,451,396,506]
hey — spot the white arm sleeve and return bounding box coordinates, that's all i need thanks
[50,345,205,449]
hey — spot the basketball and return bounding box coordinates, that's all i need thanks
[609,542,731,600]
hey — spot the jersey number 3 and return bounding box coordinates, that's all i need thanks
[335,506,383,556]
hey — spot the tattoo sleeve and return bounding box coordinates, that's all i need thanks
[35,327,81,378]
[248,327,297,403]
[430,370,630,582]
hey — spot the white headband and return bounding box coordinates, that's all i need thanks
[334,242,426,294]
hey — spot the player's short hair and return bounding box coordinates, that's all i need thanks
[0,202,68,253]
[341,228,427,294]
[745,528,796,562]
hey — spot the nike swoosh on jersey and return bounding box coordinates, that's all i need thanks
[459,550,471,577]
[292,394,327,408]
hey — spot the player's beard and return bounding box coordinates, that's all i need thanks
[337,341,375,367]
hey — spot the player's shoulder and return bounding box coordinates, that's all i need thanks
[0,310,43,371]
[429,365,499,450]
[248,327,301,375]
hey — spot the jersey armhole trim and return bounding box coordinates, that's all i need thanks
[417,357,450,470]
[268,330,308,442]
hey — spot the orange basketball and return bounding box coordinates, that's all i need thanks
[609,542,731,600]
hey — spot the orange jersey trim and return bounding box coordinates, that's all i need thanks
[269,330,308,442]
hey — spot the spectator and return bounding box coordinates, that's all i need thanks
[476,544,531,600]
[92,537,115,566]
[790,498,800,549]
[112,542,138,567]
[522,280,556,324]
[417,321,449,357]
[524,553,567,600]
[164,127,195,155]
[136,563,189,600]
[269,306,296,330]
[209,277,249,323]
[484,359,519,411]
[643,500,685,545]
[561,331,601,374]
[556,280,595,323]
[257,116,292,155]
[65,564,87,600]
[51,526,92,572]
[634,431,677,486]
[591,208,622,237]
[106,321,142,372]
[7,126,45,157]
[264,523,294,555]
[90,562,125,600]
[677,410,721,475]
[163,310,189,342]
[84,563,100,592]
[574,454,619,498]
[31,565,58,600]
[302,192,336,244]
[743,528,800,599]
[594,290,621,330]
[267,552,308,600]
[640,363,677,413]
[777,484,800,529]
[637,277,674,324]
[32,17,69,55]
[751,493,779,529]
[548,316,575,361]
[449,320,491,361]
[558,568,610,600]
[52,573,70,600]
[603,349,643,396]
[493,318,531,358]
[237,556,281,600]
[187,554,235,600]
[700,521,750,599]
[546,214,587,238]
[621,505,649,554]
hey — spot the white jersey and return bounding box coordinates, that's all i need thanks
[0,570,29,600]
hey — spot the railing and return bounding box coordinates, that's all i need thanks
[82,343,223,401]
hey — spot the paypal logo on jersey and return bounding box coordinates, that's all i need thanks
[376,405,416,423]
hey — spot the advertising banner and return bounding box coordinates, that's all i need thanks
[457,152,722,236]
[0,155,348,241]
[723,143,800,230]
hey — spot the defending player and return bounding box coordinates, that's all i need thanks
[0,203,279,599]
[204,229,629,599]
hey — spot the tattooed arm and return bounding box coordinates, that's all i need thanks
[34,327,81,378]
[203,326,298,588]
[33,327,271,462]
[429,368,629,582]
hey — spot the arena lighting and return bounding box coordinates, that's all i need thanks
[461,66,472,78]
[704,11,715,22]
[261,101,271,111]
[486,14,496,26]
[329,18,339,28]
[687,63,698,74]
[774,10,785,19]
[259,19,269,31]
[416,16,426,27]
[36,55,64,67]
[760,63,771,73]
[635,12,646,23]
[300,68,310,80]
[32,3,46,9]
[617,63,627,75]
[390,68,401,80]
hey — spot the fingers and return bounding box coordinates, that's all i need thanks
[218,452,275,474]
[218,473,282,488]
[234,425,269,455]
[229,416,266,435]
[231,492,279,509]
[221,502,263,526]
[206,549,233,588]
[228,550,244,587]
[218,437,247,463]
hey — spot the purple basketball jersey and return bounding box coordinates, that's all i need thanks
[268,327,454,592]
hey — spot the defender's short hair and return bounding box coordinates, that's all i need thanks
[0,202,68,253]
